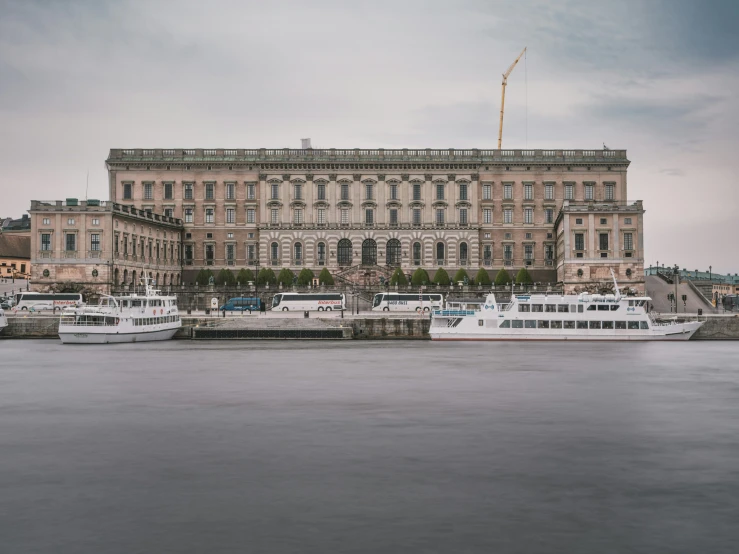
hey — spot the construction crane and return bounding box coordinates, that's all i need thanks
[498,46,527,149]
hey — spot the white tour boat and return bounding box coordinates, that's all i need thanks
[430,273,703,341]
[0,308,8,334]
[58,280,181,344]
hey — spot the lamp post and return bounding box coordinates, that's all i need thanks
[709,265,712,281]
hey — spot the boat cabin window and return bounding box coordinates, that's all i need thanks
[628,322,640,330]
[597,305,610,311]
[551,321,563,329]
[500,320,511,328]
[563,321,576,329]
[524,320,536,328]
[545,305,556,313]
[640,321,649,329]
[532,304,543,312]
[577,321,588,329]
[610,305,619,311]
[132,300,142,307]
[519,305,530,312]
[629,300,635,307]
[538,320,549,328]
[615,321,626,329]
[557,305,569,312]
[602,321,614,329]
[578,305,584,313]
[512,320,523,328]
[588,305,596,311]
[589,321,601,329]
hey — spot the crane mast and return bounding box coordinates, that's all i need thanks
[498,46,527,149]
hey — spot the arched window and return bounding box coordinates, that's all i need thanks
[122,269,128,285]
[156,272,160,286]
[338,239,352,266]
[436,243,445,265]
[413,242,422,265]
[114,268,120,287]
[386,239,401,266]
[317,242,326,265]
[294,242,303,264]
[131,271,137,289]
[271,242,279,261]
[459,242,468,264]
[362,238,377,265]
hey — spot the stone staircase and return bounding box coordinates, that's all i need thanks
[333,264,396,286]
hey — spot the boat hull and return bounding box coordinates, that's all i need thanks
[59,326,179,344]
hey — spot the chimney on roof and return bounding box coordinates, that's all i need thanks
[301,138,312,149]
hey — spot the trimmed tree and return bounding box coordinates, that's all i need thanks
[256,267,277,286]
[236,268,255,284]
[297,268,315,286]
[277,268,296,287]
[494,268,512,286]
[411,268,430,286]
[195,268,214,286]
[475,267,492,286]
[216,268,236,286]
[453,268,470,284]
[515,267,533,285]
[318,267,334,285]
[433,267,451,286]
[389,267,407,286]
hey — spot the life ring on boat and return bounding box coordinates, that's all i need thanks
[115,318,120,325]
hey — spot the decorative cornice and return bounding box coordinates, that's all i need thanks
[305,173,313,181]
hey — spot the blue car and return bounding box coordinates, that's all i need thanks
[220,297,261,312]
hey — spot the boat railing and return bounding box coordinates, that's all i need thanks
[433,309,477,317]
[60,315,119,326]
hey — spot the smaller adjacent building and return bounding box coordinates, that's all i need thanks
[29,200,184,294]
[0,233,31,279]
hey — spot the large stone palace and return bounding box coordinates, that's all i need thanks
[105,147,645,292]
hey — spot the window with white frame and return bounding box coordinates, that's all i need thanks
[184,183,193,200]
[225,183,235,200]
[459,183,468,201]
[247,244,256,261]
[123,183,132,199]
[504,244,512,260]
[483,183,492,200]
[545,183,554,200]
[605,183,614,200]
[294,184,302,200]
[599,233,609,250]
[565,184,574,200]
[205,208,214,223]
[389,208,398,225]
[90,233,100,251]
[412,208,421,225]
[41,233,51,251]
[365,183,373,200]
[226,208,235,223]
[205,183,214,200]
[341,208,349,224]
[365,209,374,225]
[226,244,235,261]
[271,183,279,200]
[459,208,468,225]
[144,183,153,200]
[294,209,303,224]
[271,242,279,260]
[483,208,492,224]
[504,208,513,224]
[390,183,398,200]
[545,244,554,260]
[185,208,193,223]
[317,183,326,200]
[575,233,584,251]
[317,208,326,224]
[504,183,513,199]
[91,218,99,225]
[341,183,349,200]
[65,233,76,251]
[413,183,422,201]
[436,183,444,200]
[164,208,173,218]
[624,217,632,225]
[435,209,445,225]
[42,218,50,225]
[545,208,554,224]
[271,208,279,224]
[247,183,256,200]
[623,232,633,251]
[247,209,255,223]
[524,183,533,200]
[585,184,594,200]
[524,208,533,224]
[227,232,233,238]
[483,244,492,261]
[67,218,75,225]
[524,244,533,260]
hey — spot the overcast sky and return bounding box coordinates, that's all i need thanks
[1,0,737,273]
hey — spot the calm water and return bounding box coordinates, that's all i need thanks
[1,340,738,554]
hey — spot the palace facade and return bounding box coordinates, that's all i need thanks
[105,148,645,292]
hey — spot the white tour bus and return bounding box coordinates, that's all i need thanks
[271,293,346,312]
[372,292,445,312]
[14,292,83,311]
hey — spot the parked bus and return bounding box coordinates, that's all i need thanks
[14,292,83,311]
[271,293,345,312]
[220,297,261,312]
[372,292,444,312]
[723,294,739,312]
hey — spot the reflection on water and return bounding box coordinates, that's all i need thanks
[1,340,738,554]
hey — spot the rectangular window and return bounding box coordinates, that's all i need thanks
[504,183,512,199]
[624,217,632,225]
[226,244,235,261]
[144,183,153,200]
[575,233,584,251]
[247,209,255,223]
[164,208,173,218]
[205,208,214,223]
[205,183,214,200]
[459,208,468,225]
[504,245,512,260]
[524,244,533,260]
[545,209,554,224]
[226,208,235,223]
[599,233,609,251]
[65,233,76,251]
[90,233,100,251]
[91,218,99,226]
[271,183,279,200]
[184,208,193,223]
[459,183,468,201]
[504,209,513,224]
[483,209,492,224]
[271,209,279,224]
[365,183,373,200]
[294,209,303,224]
[435,209,445,225]
[184,183,193,200]
[365,209,374,225]
[164,182,173,199]
[317,208,326,224]
[123,183,132,200]
[341,183,349,200]
[205,244,214,261]
[317,183,326,200]
[483,184,492,200]
[389,208,398,225]
[41,233,51,250]
[390,184,398,200]
[524,208,533,224]
[247,244,256,261]
[341,209,349,224]
[226,183,235,200]
[247,183,256,200]
[565,184,574,200]
[545,183,554,200]
[545,245,554,260]
[585,184,594,200]
[294,184,302,200]
[624,232,633,251]
[42,218,50,225]
[483,245,492,261]
[413,183,422,201]
[524,183,533,200]
[67,218,75,225]
[605,184,614,200]
[412,208,421,225]
[436,183,444,200]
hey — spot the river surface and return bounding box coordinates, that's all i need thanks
[1,340,738,553]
